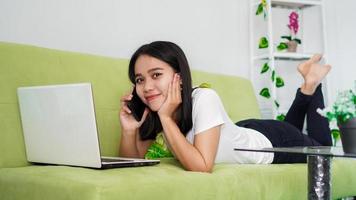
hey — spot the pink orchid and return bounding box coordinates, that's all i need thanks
[287,11,299,35]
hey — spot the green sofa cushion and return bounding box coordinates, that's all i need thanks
[0,42,131,168]
[2,42,356,200]
[1,158,356,200]
[0,41,260,168]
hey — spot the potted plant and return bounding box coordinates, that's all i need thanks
[317,89,356,153]
[277,11,301,52]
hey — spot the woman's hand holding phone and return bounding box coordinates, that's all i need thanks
[158,73,182,120]
[119,90,149,134]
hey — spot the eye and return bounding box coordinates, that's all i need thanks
[152,72,162,79]
[135,77,144,84]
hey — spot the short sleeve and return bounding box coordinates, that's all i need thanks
[192,88,225,135]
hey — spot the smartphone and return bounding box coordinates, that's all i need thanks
[126,88,146,121]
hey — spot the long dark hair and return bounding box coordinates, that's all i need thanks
[128,41,193,140]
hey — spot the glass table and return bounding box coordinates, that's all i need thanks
[234,146,356,200]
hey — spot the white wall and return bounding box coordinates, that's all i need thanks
[0,0,250,78]
[0,0,355,103]
[324,0,356,100]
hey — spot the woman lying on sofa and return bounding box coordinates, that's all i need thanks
[118,41,332,172]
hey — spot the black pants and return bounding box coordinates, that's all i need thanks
[236,84,332,163]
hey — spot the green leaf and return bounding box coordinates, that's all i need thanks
[276,76,285,88]
[274,100,280,108]
[281,36,292,41]
[260,62,270,74]
[276,114,286,121]
[145,143,173,159]
[145,133,173,159]
[259,88,271,99]
[271,70,275,82]
[293,38,302,44]
[277,42,288,51]
[256,3,263,15]
[258,37,269,49]
[331,129,340,146]
[331,129,340,140]
[199,82,211,88]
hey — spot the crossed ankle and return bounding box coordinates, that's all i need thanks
[301,83,317,95]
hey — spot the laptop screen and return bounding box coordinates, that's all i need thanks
[17,83,102,168]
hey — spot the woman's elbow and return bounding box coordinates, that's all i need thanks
[201,168,213,173]
[186,164,213,173]
[196,167,213,173]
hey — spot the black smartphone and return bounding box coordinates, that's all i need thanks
[126,88,146,121]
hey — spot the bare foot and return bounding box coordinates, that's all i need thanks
[300,55,331,95]
[297,54,322,79]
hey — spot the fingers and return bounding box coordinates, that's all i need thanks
[139,108,150,124]
[167,76,172,101]
[165,73,182,104]
[309,54,322,64]
[173,73,181,101]
[120,89,134,114]
[120,94,133,103]
[157,73,182,118]
[122,105,132,114]
[167,74,180,99]
[120,89,133,105]
[324,64,332,71]
[172,74,178,99]
[161,73,181,108]
[309,54,332,70]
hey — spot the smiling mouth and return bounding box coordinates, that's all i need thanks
[145,94,160,102]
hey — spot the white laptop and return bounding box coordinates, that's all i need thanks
[17,83,160,169]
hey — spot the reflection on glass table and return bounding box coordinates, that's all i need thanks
[234,146,356,200]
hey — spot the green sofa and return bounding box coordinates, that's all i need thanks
[1,41,356,200]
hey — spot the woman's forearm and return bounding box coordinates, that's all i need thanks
[159,117,212,172]
[119,130,140,158]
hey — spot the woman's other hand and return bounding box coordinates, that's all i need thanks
[157,73,182,120]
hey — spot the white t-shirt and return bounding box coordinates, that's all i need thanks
[185,88,274,164]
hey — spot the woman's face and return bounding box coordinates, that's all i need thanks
[134,55,176,111]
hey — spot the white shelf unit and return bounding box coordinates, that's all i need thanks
[249,0,329,119]
[271,0,321,8]
[253,52,314,60]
